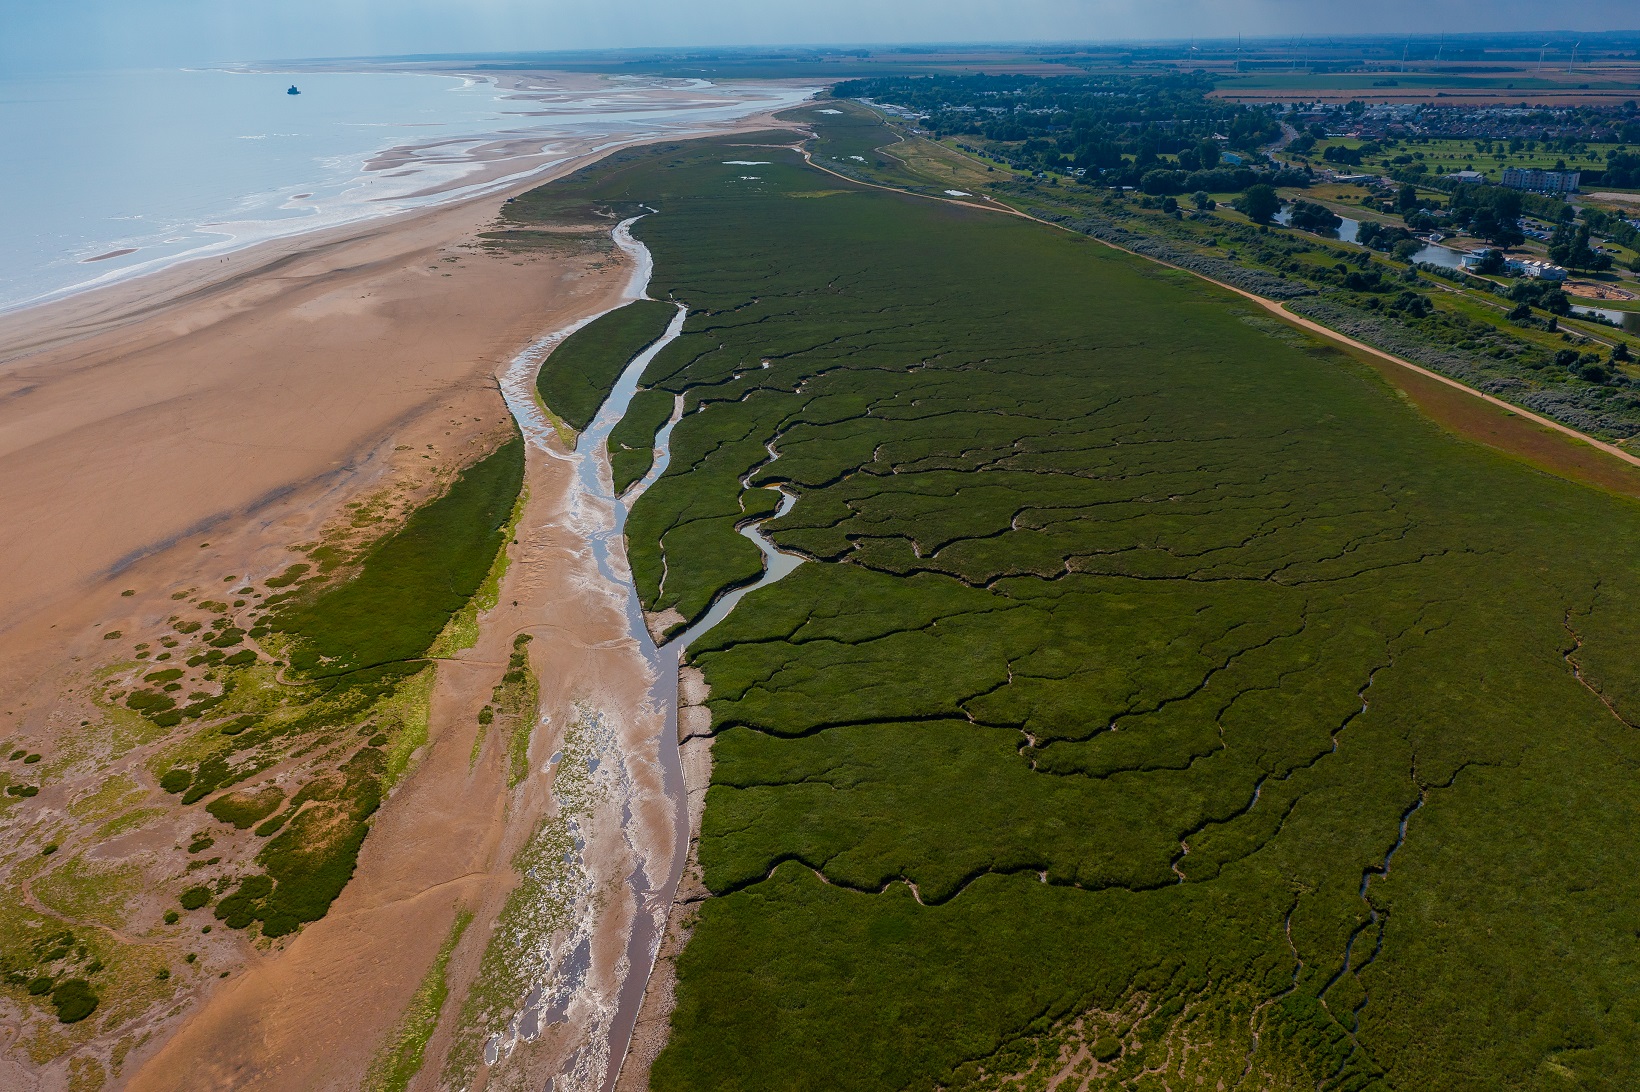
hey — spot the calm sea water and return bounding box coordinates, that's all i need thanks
[0,68,812,313]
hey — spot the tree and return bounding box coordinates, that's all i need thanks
[1392,238,1425,263]
[1547,220,1576,265]
[1193,190,1214,211]
[1398,183,1420,214]
[1288,200,1342,234]
[1472,249,1507,276]
[1552,223,1609,271]
[1236,184,1280,224]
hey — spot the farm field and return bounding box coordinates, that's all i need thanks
[505,112,1640,1088]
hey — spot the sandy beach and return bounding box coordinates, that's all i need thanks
[0,77,803,1090]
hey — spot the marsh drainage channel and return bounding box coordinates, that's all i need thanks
[499,215,804,1091]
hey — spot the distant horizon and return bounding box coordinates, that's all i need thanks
[7,1,1640,74]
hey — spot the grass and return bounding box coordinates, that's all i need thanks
[489,634,540,788]
[272,430,525,677]
[610,388,678,494]
[1309,136,1617,183]
[365,909,472,1092]
[501,112,1640,1089]
[429,484,527,658]
[535,299,677,432]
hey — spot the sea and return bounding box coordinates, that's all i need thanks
[0,67,812,313]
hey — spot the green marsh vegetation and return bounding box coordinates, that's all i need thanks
[506,118,1640,1088]
[609,387,677,494]
[535,299,676,432]
[272,432,524,676]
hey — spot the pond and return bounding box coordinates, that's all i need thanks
[1273,206,1467,270]
[1569,303,1640,333]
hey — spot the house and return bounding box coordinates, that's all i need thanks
[1447,170,1487,184]
[1506,258,1569,281]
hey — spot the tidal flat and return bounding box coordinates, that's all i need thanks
[500,112,1640,1089]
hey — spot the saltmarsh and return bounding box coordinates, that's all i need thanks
[506,117,1640,1090]
[535,299,677,433]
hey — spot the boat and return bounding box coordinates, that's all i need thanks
[287,85,300,96]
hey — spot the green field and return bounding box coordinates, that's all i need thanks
[1216,72,1638,92]
[536,299,676,432]
[513,115,1640,1089]
[1312,137,1615,184]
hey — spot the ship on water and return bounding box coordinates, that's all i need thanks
[287,85,300,95]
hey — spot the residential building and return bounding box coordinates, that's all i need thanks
[1501,167,1581,194]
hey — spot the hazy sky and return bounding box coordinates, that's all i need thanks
[5,0,1636,71]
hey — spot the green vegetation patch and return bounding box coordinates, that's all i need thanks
[271,431,525,676]
[609,387,678,494]
[535,299,676,432]
[487,634,539,788]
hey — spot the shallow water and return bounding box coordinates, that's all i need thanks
[0,68,814,313]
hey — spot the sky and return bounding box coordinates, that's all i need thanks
[3,0,1637,72]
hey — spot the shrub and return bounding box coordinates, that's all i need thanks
[125,690,176,716]
[215,875,274,929]
[221,650,257,667]
[51,979,98,1023]
[159,769,191,794]
[178,886,211,910]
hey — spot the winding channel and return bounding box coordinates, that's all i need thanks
[499,215,804,1089]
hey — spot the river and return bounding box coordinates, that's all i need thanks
[497,215,804,1091]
